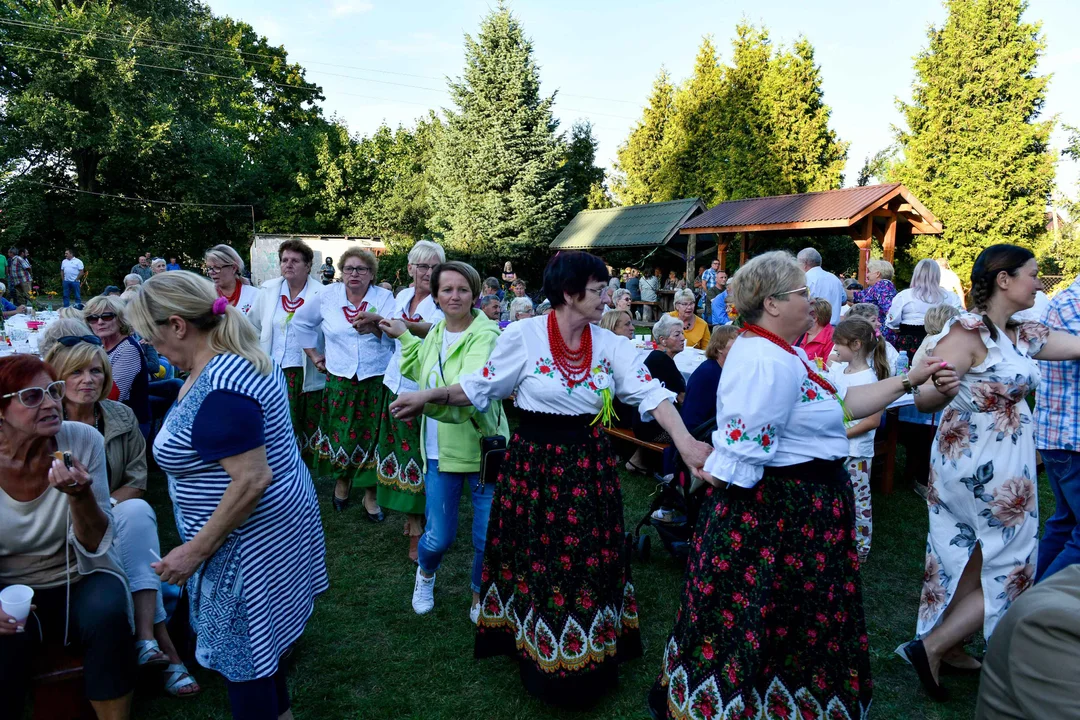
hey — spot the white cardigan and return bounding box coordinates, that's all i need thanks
[250,276,327,394]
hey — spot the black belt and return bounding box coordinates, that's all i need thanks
[515,410,598,444]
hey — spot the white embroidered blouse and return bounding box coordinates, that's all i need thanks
[292,282,395,381]
[459,316,675,420]
[383,288,443,395]
[704,336,849,488]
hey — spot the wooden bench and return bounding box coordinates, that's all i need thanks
[630,300,659,323]
[32,645,94,720]
[603,426,670,454]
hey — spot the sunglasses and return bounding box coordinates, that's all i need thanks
[85,312,117,323]
[2,381,66,408]
[56,335,103,347]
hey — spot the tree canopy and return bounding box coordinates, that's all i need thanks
[894,0,1055,282]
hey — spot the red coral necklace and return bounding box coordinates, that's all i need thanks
[342,300,368,323]
[219,282,242,307]
[547,311,593,383]
[281,294,304,314]
[741,322,838,395]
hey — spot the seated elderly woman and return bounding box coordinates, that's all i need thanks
[83,296,151,434]
[797,297,834,364]
[600,308,634,339]
[0,283,27,318]
[0,355,136,719]
[668,288,709,350]
[43,335,200,697]
[626,314,687,473]
[508,296,535,322]
[611,288,633,314]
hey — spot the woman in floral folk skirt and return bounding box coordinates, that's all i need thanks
[292,247,395,520]
[649,251,951,720]
[394,251,711,706]
[374,240,445,559]
[897,245,1080,701]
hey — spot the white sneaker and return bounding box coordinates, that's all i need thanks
[469,601,481,625]
[412,567,435,615]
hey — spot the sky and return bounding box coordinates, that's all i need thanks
[205,0,1080,199]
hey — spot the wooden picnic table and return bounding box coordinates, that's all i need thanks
[656,289,676,313]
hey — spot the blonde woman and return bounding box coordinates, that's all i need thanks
[600,308,634,339]
[44,333,200,697]
[292,247,395,519]
[374,240,446,560]
[126,271,327,719]
[204,244,258,316]
[668,288,709,350]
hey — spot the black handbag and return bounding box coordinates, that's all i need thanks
[437,340,506,489]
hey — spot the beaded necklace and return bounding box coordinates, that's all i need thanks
[342,300,369,323]
[219,281,242,307]
[741,322,839,396]
[547,311,593,384]
[280,294,305,314]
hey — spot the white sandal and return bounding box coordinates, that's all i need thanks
[135,639,169,667]
[163,663,201,697]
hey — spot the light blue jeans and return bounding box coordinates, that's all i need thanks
[113,498,166,624]
[417,460,493,593]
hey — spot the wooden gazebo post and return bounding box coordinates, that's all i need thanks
[854,217,873,285]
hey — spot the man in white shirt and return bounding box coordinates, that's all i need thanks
[59,248,85,308]
[797,247,846,324]
[936,258,966,309]
[639,267,660,322]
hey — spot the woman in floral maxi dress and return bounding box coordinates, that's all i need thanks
[391,251,712,707]
[898,245,1080,701]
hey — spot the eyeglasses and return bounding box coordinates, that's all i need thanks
[412,263,435,273]
[2,381,66,408]
[584,287,606,297]
[341,266,372,276]
[772,286,810,300]
[205,264,234,275]
[85,312,117,323]
[56,335,103,347]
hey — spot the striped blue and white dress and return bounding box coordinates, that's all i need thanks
[154,353,329,681]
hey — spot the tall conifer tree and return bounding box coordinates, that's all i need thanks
[429,4,568,265]
[612,68,675,205]
[895,0,1055,280]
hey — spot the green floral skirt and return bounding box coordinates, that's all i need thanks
[374,386,425,514]
[282,366,321,461]
[313,373,383,489]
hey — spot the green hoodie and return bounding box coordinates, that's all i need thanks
[398,310,509,473]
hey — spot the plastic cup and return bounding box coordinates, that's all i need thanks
[0,584,34,624]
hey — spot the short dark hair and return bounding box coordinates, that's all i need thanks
[278,238,314,266]
[542,251,609,309]
[432,261,481,303]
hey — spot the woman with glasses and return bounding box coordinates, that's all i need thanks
[250,239,325,460]
[374,240,445,560]
[0,355,136,719]
[392,251,712,707]
[508,296,534,322]
[126,272,327,720]
[205,244,258,316]
[293,247,395,520]
[648,251,955,720]
[668,288,709,350]
[43,333,200,697]
[83,295,151,435]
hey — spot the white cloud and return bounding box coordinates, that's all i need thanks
[330,1,373,18]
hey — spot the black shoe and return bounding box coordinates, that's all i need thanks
[332,495,349,513]
[901,640,950,702]
[365,508,385,523]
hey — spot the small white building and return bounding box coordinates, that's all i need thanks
[250,234,386,285]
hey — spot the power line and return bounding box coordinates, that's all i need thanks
[12,178,256,234]
[1,40,639,122]
[0,17,644,109]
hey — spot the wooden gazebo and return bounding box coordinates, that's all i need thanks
[678,183,942,283]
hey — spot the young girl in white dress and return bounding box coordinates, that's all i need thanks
[830,316,891,563]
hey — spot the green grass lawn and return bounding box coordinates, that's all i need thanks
[133,447,1055,720]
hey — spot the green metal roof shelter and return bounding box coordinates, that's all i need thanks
[549,199,710,276]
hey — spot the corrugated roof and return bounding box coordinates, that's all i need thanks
[550,198,705,250]
[681,184,901,231]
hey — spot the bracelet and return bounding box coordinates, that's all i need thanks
[900,373,913,394]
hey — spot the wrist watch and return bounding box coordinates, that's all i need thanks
[900,373,921,396]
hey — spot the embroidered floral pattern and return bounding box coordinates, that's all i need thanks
[799,377,829,404]
[723,417,776,454]
[533,357,555,379]
[481,361,495,379]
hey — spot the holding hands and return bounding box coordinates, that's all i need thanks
[909,356,960,398]
[351,311,383,335]
[388,390,428,421]
[378,318,408,339]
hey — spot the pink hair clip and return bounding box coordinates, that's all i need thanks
[212,297,229,315]
[873,329,881,338]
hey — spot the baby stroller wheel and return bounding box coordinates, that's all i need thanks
[636,534,652,562]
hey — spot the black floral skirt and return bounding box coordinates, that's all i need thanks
[896,323,927,356]
[475,411,641,707]
[648,459,872,720]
